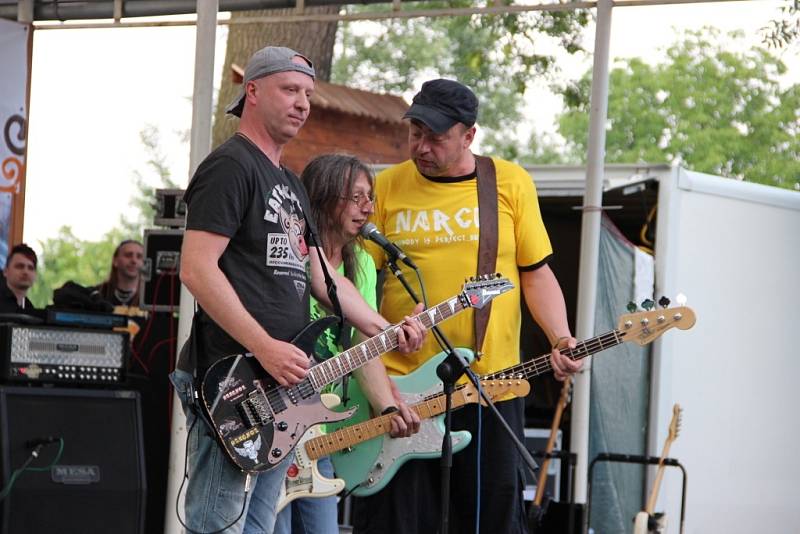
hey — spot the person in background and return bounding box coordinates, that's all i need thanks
[96,239,145,307]
[0,243,38,313]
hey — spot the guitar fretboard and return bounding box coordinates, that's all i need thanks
[304,383,489,459]
[307,296,465,392]
[483,329,623,381]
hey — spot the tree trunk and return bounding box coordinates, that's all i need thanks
[212,7,339,149]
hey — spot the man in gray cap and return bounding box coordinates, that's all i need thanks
[172,45,424,534]
[355,79,581,534]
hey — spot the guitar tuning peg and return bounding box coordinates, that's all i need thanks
[641,299,655,311]
[676,293,687,306]
[658,296,671,308]
[626,301,638,313]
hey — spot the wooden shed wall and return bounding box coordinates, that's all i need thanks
[282,109,408,174]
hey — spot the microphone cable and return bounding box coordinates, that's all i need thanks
[0,437,64,501]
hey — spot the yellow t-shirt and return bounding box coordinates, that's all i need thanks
[367,157,552,377]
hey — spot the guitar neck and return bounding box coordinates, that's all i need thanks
[533,376,571,506]
[484,329,623,382]
[307,296,467,392]
[645,441,673,514]
[304,383,478,460]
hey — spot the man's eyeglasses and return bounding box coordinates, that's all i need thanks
[342,192,375,208]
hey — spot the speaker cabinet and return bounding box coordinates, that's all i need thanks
[0,387,146,534]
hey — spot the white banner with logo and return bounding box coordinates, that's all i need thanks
[0,19,31,266]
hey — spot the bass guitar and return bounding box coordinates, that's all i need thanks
[276,378,529,511]
[331,305,695,496]
[199,275,513,473]
[633,404,682,534]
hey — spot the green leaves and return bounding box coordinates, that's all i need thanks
[28,227,128,308]
[557,29,800,190]
[332,4,589,157]
[28,125,179,308]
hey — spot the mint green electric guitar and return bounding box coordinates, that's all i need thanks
[327,349,527,497]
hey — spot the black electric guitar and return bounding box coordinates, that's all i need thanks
[199,275,513,473]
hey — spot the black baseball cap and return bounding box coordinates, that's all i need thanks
[403,79,479,134]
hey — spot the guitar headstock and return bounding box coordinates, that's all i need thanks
[460,274,514,310]
[460,378,531,406]
[668,403,682,442]
[617,306,696,346]
[557,376,573,409]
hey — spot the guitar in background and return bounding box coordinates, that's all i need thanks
[528,376,572,532]
[633,404,682,534]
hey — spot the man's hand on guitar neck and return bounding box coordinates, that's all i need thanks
[550,335,582,381]
[382,302,427,354]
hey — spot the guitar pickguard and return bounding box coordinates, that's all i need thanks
[200,317,360,473]
[330,350,473,497]
[277,425,346,513]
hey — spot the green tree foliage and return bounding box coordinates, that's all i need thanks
[28,227,128,308]
[332,2,589,156]
[28,126,178,308]
[557,30,800,190]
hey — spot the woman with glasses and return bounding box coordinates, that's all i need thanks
[272,154,414,534]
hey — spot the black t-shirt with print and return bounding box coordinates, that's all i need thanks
[184,134,314,370]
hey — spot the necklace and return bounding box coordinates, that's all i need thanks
[114,287,134,305]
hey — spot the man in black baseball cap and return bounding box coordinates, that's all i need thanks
[356,79,581,534]
[403,78,479,134]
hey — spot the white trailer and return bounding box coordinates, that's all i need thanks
[529,164,800,534]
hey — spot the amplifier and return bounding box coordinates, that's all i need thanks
[0,324,128,386]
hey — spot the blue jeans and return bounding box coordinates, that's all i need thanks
[273,456,339,534]
[172,369,290,534]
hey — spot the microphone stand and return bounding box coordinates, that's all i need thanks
[386,259,538,534]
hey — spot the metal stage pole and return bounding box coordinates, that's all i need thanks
[163,1,217,532]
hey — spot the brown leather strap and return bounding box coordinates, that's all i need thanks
[474,155,498,359]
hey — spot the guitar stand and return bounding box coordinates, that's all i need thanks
[529,451,579,534]
[585,453,687,534]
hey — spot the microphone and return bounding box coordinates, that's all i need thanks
[359,223,417,270]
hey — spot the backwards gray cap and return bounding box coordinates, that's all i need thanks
[225,46,316,118]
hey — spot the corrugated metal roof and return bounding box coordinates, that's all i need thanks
[231,64,408,124]
[311,81,408,124]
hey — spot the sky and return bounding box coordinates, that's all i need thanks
[21,0,797,250]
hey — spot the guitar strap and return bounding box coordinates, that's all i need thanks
[308,230,352,404]
[176,305,204,377]
[308,229,347,346]
[474,155,498,360]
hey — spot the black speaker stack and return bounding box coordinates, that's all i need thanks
[0,320,158,534]
[0,387,146,534]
